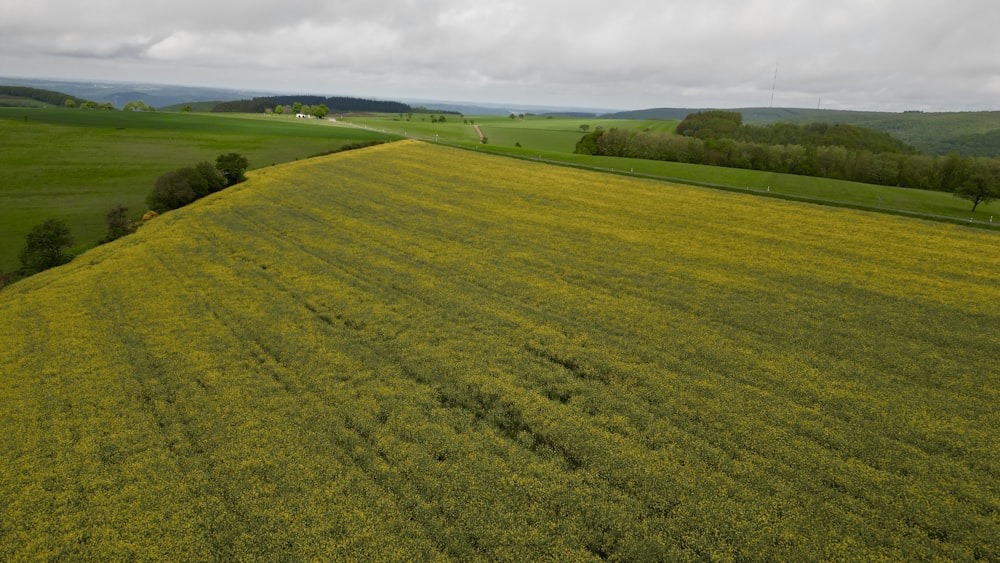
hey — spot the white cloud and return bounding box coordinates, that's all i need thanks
[2,0,999,111]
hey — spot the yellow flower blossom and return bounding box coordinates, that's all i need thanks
[1,140,997,560]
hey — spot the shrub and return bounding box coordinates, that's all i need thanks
[216,153,249,186]
[146,153,248,215]
[147,170,196,212]
[102,204,136,243]
[188,162,227,199]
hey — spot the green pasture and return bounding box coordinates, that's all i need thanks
[0,109,394,273]
[0,97,53,109]
[339,114,677,153]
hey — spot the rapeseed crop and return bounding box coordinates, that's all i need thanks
[1,141,998,560]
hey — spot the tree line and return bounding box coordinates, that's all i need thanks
[576,112,1000,211]
[146,153,248,212]
[268,101,329,118]
[675,111,918,155]
[212,95,410,114]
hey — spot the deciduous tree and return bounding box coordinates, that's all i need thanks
[102,205,135,243]
[216,153,249,186]
[954,158,1000,211]
[147,170,196,212]
[19,219,73,274]
[187,162,228,198]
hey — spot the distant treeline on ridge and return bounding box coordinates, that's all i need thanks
[674,111,919,155]
[0,85,87,107]
[212,95,411,114]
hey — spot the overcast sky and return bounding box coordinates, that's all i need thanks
[2,0,998,112]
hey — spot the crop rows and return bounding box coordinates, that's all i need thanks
[1,141,998,560]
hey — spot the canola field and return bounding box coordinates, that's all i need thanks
[1,141,998,560]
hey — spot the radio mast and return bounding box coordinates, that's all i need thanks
[769,60,779,108]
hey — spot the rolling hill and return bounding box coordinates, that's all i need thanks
[0,77,261,109]
[1,141,998,559]
[0,85,86,108]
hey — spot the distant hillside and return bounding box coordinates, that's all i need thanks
[607,107,901,124]
[158,101,225,112]
[674,110,919,155]
[0,77,261,109]
[606,108,710,121]
[212,95,411,114]
[539,112,600,118]
[605,107,1000,156]
[0,95,48,108]
[400,99,614,117]
[0,85,86,108]
[840,112,1000,157]
[402,101,509,115]
[605,107,889,123]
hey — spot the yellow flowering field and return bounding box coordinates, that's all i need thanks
[1,140,998,560]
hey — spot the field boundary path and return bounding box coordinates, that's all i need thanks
[473,124,485,142]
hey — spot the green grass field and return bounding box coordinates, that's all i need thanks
[339,114,677,153]
[0,96,53,109]
[2,141,997,559]
[0,109,394,273]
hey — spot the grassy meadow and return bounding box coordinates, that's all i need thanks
[2,141,998,559]
[339,113,677,152]
[0,108,394,273]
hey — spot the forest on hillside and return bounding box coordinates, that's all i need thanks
[0,86,87,107]
[607,107,1000,157]
[212,95,411,114]
[673,111,918,154]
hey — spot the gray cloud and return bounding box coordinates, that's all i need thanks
[2,0,998,111]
